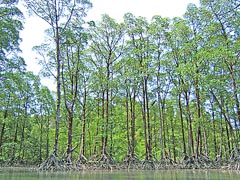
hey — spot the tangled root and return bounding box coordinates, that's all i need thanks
[120,153,142,170]
[38,153,63,171]
[182,154,215,169]
[142,159,156,170]
[84,151,117,170]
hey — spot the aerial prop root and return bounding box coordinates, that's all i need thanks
[38,153,63,171]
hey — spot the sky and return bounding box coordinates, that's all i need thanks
[19,0,199,90]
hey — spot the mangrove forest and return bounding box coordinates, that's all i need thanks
[1,0,240,171]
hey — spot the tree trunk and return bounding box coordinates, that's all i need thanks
[203,127,208,156]
[211,99,218,158]
[79,86,87,158]
[102,62,110,154]
[66,113,73,157]
[125,87,131,154]
[39,116,43,162]
[229,64,240,148]
[178,93,186,155]
[194,82,202,158]
[130,89,136,156]
[0,122,6,154]
[0,96,10,154]
[170,115,176,162]
[54,7,61,157]
[185,91,194,155]
[46,113,50,159]
[145,76,152,160]
[142,76,149,160]
[101,90,105,153]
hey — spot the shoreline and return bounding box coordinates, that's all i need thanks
[1,159,240,171]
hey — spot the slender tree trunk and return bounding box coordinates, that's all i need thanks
[39,116,43,162]
[130,89,136,157]
[63,46,79,159]
[220,115,223,158]
[157,92,163,159]
[0,122,6,154]
[54,7,61,157]
[211,100,218,158]
[87,115,92,156]
[101,90,105,153]
[194,83,202,158]
[170,115,176,162]
[178,93,186,155]
[203,127,208,156]
[66,113,73,157]
[153,111,157,156]
[229,65,240,148]
[102,62,110,154]
[185,91,194,155]
[225,117,231,157]
[78,84,87,163]
[125,87,131,154]
[94,92,101,155]
[145,76,152,159]
[20,101,28,160]
[46,113,50,159]
[109,90,113,157]
[79,86,87,158]
[196,127,201,158]
[0,111,7,154]
[20,119,26,160]
[142,77,149,160]
[11,117,18,161]
[162,105,167,158]
[210,91,233,157]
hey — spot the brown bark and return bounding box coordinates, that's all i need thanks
[142,76,149,160]
[125,87,131,153]
[101,61,110,155]
[79,86,87,157]
[94,92,101,155]
[185,91,194,155]
[46,113,50,159]
[53,0,61,156]
[211,100,218,158]
[145,76,152,159]
[101,90,105,153]
[178,92,186,154]
[130,89,136,156]
[62,44,80,159]
[0,122,6,154]
[194,82,202,158]
[170,115,176,162]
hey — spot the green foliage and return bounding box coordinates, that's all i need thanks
[1,0,240,165]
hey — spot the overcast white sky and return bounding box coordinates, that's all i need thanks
[19,0,199,90]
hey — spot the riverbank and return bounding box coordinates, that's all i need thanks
[1,155,240,171]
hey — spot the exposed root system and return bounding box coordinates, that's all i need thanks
[227,148,240,170]
[120,154,142,170]
[83,151,117,170]
[38,153,63,171]
[35,151,240,171]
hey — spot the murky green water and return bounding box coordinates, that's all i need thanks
[0,168,240,180]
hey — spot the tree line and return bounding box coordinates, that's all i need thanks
[0,0,240,170]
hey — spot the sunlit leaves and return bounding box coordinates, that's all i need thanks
[0,0,23,71]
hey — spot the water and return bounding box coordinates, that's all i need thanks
[0,168,240,180]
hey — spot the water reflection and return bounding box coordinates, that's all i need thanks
[0,168,239,180]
